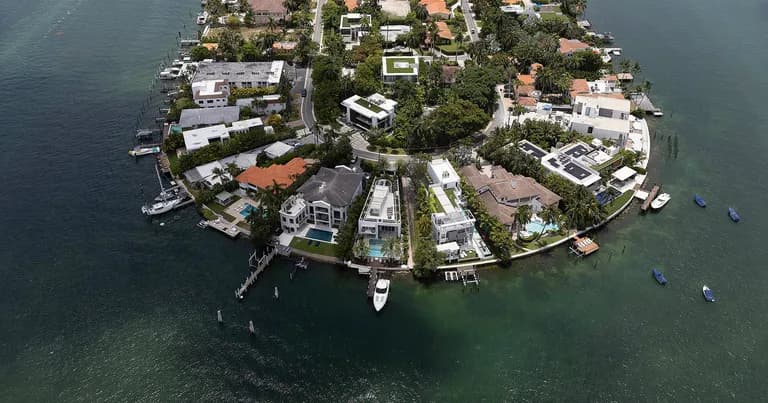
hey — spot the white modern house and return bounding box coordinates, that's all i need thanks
[192,79,230,108]
[570,95,631,141]
[341,93,397,131]
[540,150,602,190]
[280,166,365,233]
[382,56,419,84]
[427,158,461,195]
[358,177,401,239]
[429,184,476,246]
[182,124,230,151]
[228,117,263,134]
[193,61,285,88]
[340,13,371,43]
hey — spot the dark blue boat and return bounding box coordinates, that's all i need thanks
[652,269,668,285]
[694,194,706,207]
[702,286,716,302]
[728,207,740,222]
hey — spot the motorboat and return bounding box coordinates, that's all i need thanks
[159,67,181,80]
[128,146,160,157]
[652,269,667,285]
[142,197,181,216]
[650,193,671,210]
[196,11,209,25]
[728,207,740,222]
[694,194,706,207]
[702,286,716,302]
[372,279,390,312]
[154,186,181,201]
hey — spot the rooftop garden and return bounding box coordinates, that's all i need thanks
[355,97,384,113]
[385,57,418,74]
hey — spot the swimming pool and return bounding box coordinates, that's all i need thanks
[368,239,384,258]
[525,217,559,234]
[239,204,257,218]
[306,228,334,242]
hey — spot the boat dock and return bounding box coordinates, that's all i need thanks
[570,236,600,257]
[641,185,661,212]
[235,246,278,300]
[366,268,379,298]
[630,93,663,116]
[206,218,240,238]
[459,267,480,288]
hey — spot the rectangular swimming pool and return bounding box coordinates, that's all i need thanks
[306,228,333,242]
[368,239,384,258]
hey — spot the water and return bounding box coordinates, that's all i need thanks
[305,228,334,242]
[1,0,768,400]
[525,215,559,234]
[368,238,385,258]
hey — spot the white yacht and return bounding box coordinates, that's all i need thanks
[651,193,671,210]
[373,279,390,312]
[142,164,181,216]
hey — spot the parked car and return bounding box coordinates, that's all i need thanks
[301,89,307,97]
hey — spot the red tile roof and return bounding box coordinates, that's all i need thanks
[435,21,454,40]
[558,38,590,54]
[236,157,307,189]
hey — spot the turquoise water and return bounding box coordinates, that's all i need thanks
[305,228,334,242]
[525,216,559,234]
[368,238,385,257]
[239,203,257,218]
[1,0,768,400]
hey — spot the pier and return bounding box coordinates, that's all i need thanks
[366,268,379,298]
[235,246,278,300]
[641,185,661,212]
[207,218,240,238]
[458,267,480,288]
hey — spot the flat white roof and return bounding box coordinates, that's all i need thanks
[612,166,637,181]
[183,124,229,151]
[362,178,398,221]
[436,242,460,252]
[428,158,460,186]
[572,115,631,132]
[264,141,293,158]
[574,95,631,113]
[540,152,601,187]
[341,93,397,119]
[382,56,419,76]
[192,79,227,98]
[431,185,456,214]
[230,117,263,132]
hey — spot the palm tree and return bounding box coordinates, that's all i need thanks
[353,238,369,259]
[266,16,277,32]
[565,187,606,229]
[514,204,533,239]
[225,162,241,178]
[415,4,428,21]
[211,167,228,185]
[536,205,560,240]
[382,237,401,264]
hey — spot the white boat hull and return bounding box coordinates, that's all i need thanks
[142,198,181,216]
[373,279,390,312]
[651,193,671,209]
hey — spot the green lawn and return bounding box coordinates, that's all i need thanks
[355,98,383,113]
[540,12,568,22]
[520,234,568,249]
[604,191,635,215]
[385,57,418,74]
[438,43,465,55]
[201,208,217,221]
[592,154,622,171]
[290,237,337,257]
[206,201,238,222]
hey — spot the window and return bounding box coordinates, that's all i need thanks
[207,100,213,104]
[598,108,613,118]
[587,126,594,134]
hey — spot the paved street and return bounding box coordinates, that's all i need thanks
[462,0,479,42]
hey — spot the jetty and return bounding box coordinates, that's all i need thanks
[366,268,379,298]
[459,267,480,288]
[235,246,278,300]
[206,218,240,238]
[641,185,661,212]
[570,236,600,257]
[630,93,663,116]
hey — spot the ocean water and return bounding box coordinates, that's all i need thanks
[1,0,768,400]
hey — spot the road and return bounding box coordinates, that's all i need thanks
[461,0,479,42]
[299,0,327,131]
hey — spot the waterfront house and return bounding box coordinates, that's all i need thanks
[235,157,307,192]
[558,38,591,55]
[358,177,401,240]
[609,166,639,193]
[340,13,372,44]
[341,93,397,132]
[183,124,230,151]
[192,79,230,108]
[570,95,631,141]
[247,0,288,25]
[183,161,231,189]
[382,56,419,84]
[279,166,365,233]
[540,147,602,190]
[179,106,240,129]
[461,165,561,230]
[193,61,285,89]
[429,184,476,246]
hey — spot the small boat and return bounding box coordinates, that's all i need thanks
[652,269,667,285]
[651,193,671,210]
[373,279,390,312]
[694,194,706,207]
[728,207,740,222]
[196,11,209,25]
[197,220,209,228]
[129,146,160,157]
[141,197,181,216]
[702,285,716,302]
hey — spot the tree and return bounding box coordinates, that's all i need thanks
[353,238,369,259]
[565,186,606,229]
[211,167,229,184]
[413,238,443,278]
[248,182,287,245]
[241,41,258,61]
[421,98,489,147]
[534,66,573,99]
[382,237,401,264]
[190,45,213,61]
[454,64,503,112]
[218,28,243,61]
[514,204,532,239]
[537,205,560,240]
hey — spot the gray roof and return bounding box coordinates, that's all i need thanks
[297,167,364,207]
[179,106,240,128]
[192,61,284,86]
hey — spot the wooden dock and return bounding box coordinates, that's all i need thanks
[641,185,660,212]
[207,218,240,238]
[235,246,278,300]
[366,268,379,298]
[458,267,480,288]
